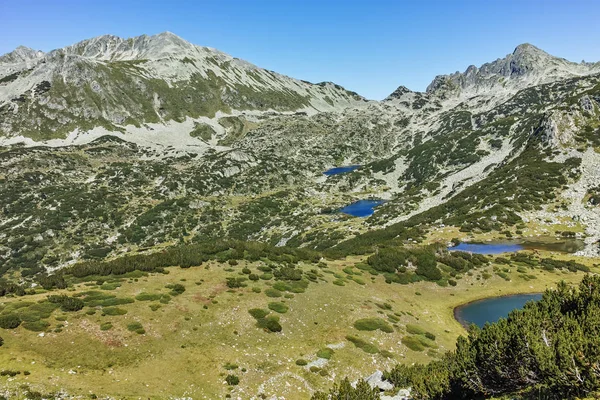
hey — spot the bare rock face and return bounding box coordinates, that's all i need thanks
[538,113,570,147]
[425,43,600,99]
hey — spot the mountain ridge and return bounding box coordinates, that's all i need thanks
[423,42,600,99]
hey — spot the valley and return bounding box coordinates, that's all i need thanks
[1,32,600,399]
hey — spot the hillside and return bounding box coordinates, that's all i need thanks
[0,32,365,144]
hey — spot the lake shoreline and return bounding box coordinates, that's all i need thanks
[453,291,544,329]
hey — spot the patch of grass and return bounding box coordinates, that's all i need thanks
[100,322,113,331]
[223,362,238,370]
[402,335,425,352]
[126,322,145,334]
[256,315,282,333]
[316,348,334,359]
[248,308,270,319]
[22,320,50,332]
[265,288,282,298]
[225,374,239,386]
[135,293,162,301]
[100,282,121,290]
[380,350,394,358]
[102,307,127,316]
[353,318,394,333]
[346,335,379,354]
[406,324,426,335]
[267,302,289,314]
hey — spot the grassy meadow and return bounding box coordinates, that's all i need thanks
[0,250,595,399]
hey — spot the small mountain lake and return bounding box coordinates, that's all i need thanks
[449,238,584,255]
[454,293,542,328]
[323,165,360,176]
[340,199,385,217]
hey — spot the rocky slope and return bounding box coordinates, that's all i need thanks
[1,36,599,275]
[0,32,365,142]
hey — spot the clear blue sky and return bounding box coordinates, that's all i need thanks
[1,0,599,99]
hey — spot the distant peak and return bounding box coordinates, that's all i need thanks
[385,85,413,100]
[512,43,548,57]
[0,45,44,63]
[14,45,36,52]
[155,31,180,38]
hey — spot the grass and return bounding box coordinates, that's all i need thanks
[264,288,282,298]
[353,318,394,333]
[316,348,334,359]
[346,335,379,354]
[0,255,593,399]
[267,302,289,314]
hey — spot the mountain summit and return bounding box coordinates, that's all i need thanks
[0,32,365,141]
[425,43,600,97]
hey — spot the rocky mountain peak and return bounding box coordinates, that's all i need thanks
[50,31,199,62]
[425,43,599,99]
[0,45,44,64]
[384,85,413,100]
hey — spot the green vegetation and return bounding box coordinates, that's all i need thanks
[316,348,334,359]
[189,122,216,141]
[330,275,600,400]
[225,374,240,386]
[353,318,394,333]
[346,335,379,354]
[267,302,289,313]
[126,322,145,334]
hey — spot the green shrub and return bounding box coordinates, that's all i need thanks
[248,308,270,319]
[402,335,425,352]
[225,374,239,386]
[135,293,162,301]
[223,362,238,370]
[256,316,282,332]
[296,359,308,366]
[354,318,394,333]
[0,314,21,329]
[265,288,282,298]
[47,295,84,312]
[317,348,334,359]
[127,322,145,334]
[268,302,289,313]
[100,322,113,331]
[346,335,379,354]
[102,307,127,316]
[22,320,50,332]
[166,283,185,296]
[406,324,426,335]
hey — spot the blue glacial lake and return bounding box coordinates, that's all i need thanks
[449,242,523,254]
[454,293,542,328]
[449,239,584,255]
[340,200,385,217]
[323,165,360,176]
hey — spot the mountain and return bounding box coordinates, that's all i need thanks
[1,36,599,269]
[425,43,600,100]
[1,34,600,400]
[0,32,365,144]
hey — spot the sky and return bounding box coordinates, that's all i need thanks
[1,0,599,100]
